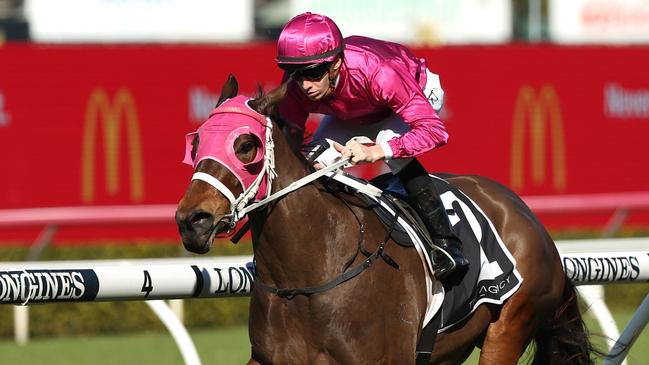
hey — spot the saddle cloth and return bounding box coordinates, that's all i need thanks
[334,172,523,332]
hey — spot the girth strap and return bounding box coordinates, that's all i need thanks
[416,311,442,365]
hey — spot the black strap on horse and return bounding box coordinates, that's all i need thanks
[255,244,385,300]
[230,220,250,244]
[415,310,442,365]
[256,192,401,300]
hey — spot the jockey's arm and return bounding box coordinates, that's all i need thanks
[338,140,384,165]
[313,140,385,170]
[371,63,449,159]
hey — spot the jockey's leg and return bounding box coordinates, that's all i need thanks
[313,113,468,279]
[397,159,469,279]
[368,114,468,279]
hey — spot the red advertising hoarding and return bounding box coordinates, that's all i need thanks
[0,44,648,241]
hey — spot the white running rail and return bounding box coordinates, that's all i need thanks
[0,238,648,364]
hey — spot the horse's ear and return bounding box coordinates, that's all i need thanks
[248,82,288,117]
[216,74,239,107]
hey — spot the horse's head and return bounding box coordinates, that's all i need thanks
[175,75,289,253]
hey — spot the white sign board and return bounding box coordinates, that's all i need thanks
[25,0,253,43]
[289,0,511,45]
[549,0,649,44]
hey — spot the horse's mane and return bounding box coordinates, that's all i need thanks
[248,83,313,165]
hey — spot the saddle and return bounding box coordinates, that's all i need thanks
[318,170,522,333]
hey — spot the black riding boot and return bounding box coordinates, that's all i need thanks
[398,161,469,280]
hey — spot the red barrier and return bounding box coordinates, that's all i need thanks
[1,191,648,245]
[2,192,649,227]
[0,43,648,238]
[523,192,649,213]
[0,205,176,227]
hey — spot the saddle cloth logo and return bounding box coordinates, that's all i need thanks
[430,176,523,331]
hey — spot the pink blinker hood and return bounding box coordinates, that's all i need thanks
[183,95,270,201]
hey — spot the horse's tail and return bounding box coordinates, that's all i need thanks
[531,276,596,365]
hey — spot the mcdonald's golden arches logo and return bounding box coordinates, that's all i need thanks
[510,85,566,192]
[81,88,144,203]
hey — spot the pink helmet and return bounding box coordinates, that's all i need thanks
[276,12,344,67]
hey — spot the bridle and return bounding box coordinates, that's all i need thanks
[189,110,399,299]
[191,113,350,237]
[191,115,277,235]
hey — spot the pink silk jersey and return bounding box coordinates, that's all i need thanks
[278,35,449,159]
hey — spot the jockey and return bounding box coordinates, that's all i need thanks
[275,12,468,279]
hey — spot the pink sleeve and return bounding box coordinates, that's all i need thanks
[370,62,449,159]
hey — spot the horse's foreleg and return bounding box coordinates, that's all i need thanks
[477,293,538,365]
[247,358,261,365]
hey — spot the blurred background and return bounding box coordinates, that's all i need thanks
[0,0,648,364]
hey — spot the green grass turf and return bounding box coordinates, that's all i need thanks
[0,307,645,364]
[0,326,250,365]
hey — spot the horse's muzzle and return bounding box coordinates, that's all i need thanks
[175,210,218,254]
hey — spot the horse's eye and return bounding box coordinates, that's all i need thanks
[191,135,199,161]
[234,134,260,163]
[240,141,255,154]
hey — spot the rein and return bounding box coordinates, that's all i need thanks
[239,157,350,217]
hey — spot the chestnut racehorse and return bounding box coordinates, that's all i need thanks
[175,75,595,364]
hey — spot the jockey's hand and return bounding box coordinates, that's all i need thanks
[336,140,385,166]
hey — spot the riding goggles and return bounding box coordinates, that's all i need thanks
[291,62,332,81]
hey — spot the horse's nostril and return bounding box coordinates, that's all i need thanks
[189,211,214,234]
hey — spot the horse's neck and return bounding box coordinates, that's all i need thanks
[249,130,356,287]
